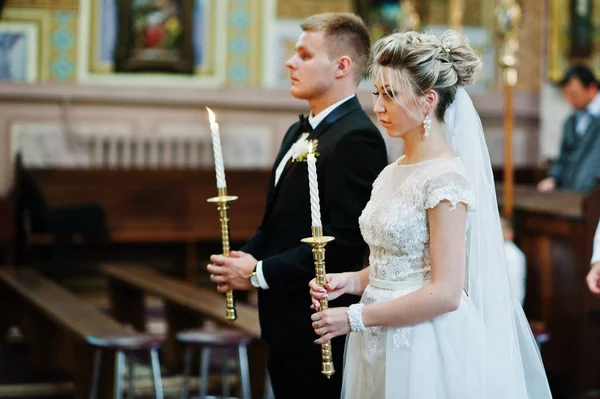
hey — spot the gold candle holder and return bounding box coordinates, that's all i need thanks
[207,187,239,321]
[302,226,335,378]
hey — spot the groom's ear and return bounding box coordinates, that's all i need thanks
[335,56,353,79]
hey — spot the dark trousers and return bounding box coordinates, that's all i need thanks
[267,335,346,399]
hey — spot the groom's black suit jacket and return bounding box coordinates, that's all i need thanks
[242,96,388,352]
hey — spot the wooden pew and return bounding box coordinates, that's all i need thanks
[102,264,266,398]
[0,268,152,399]
[0,197,15,265]
[497,184,600,397]
[492,165,549,185]
[16,168,270,281]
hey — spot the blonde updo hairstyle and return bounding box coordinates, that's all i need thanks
[371,30,482,121]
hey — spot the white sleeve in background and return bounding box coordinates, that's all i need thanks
[504,241,526,306]
[256,260,270,289]
[591,222,600,266]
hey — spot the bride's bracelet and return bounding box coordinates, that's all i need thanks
[347,303,367,332]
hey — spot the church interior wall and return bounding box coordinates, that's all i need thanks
[0,0,561,196]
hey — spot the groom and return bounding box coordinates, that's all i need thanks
[207,13,387,398]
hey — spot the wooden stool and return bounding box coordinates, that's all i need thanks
[87,334,165,399]
[177,329,253,399]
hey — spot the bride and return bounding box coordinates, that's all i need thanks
[308,30,552,398]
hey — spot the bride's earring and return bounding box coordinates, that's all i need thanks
[423,114,431,137]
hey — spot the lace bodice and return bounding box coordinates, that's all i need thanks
[355,157,476,357]
[359,157,475,290]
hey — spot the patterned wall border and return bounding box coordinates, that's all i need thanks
[2,8,51,81]
[77,0,228,87]
[49,11,77,82]
[226,0,251,86]
[224,0,264,86]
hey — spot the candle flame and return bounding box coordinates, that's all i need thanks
[206,106,216,124]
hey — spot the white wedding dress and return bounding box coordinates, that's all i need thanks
[342,156,550,398]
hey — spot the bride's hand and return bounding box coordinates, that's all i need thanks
[309,273,349,310]
[311,307,351,345]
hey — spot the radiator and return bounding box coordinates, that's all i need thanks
[10,122,273,169]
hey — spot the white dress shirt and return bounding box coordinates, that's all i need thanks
[591,221,600,265]
[255,94,356,289]
[504,240,526,306]
[576,93,600,136]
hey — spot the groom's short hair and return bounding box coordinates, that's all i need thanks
[301,13,371,85]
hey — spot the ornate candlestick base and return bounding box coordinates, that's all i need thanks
[302,226,335,378]
[208,187,239,321]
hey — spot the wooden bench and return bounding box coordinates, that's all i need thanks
[15,167,270,281]
[492,165,549,185]
[0,268,159,399]
[102,264,266,398]
[496,184,600,394]
[0,197,15,265]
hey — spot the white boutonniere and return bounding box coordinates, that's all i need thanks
[291,137,319,162]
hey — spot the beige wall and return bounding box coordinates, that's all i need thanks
[0,83,540,196]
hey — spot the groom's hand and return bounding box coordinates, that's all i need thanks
[207,251,256,292]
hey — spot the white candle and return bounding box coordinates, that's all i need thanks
[206,107,227,189]
[307,143,322,227]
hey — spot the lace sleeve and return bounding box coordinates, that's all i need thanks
[424,172,475,212]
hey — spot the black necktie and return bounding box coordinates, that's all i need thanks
[298,114,314,134]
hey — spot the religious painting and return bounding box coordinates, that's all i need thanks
[90,0,211,74]
[0,22,38,83]
[115,0,194,74]
[548,0,600,82]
